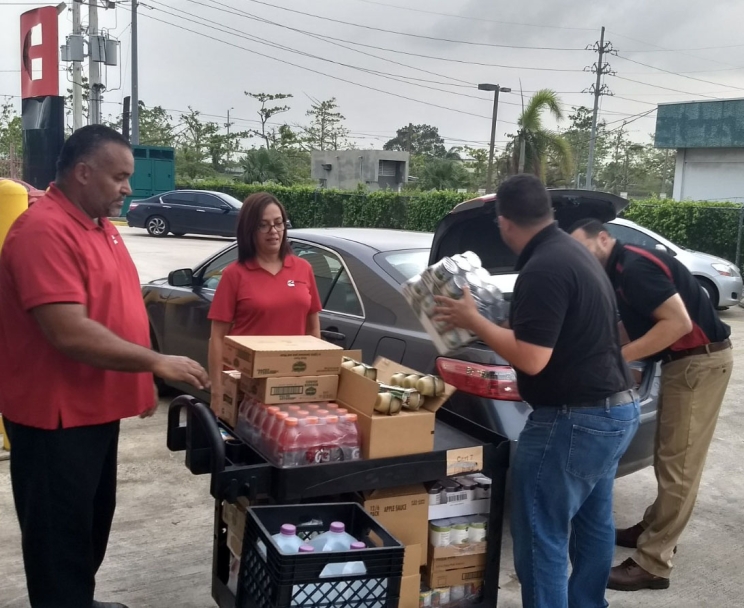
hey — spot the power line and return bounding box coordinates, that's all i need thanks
[344,0,597,31]
[613,75,723,99]
[614,54,744,93]
[142,1,523,115]
[120,5,498,122]
[235,0,590,51]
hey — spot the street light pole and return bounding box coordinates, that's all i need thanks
[479,83,511,194]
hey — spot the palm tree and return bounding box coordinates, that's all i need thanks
[511,89,573,181]
[241,148,291,185]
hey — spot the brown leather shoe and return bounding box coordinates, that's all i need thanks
[607,558,670,591]
[615,522,645,548]
[615,522,678,554]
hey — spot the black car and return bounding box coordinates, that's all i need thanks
[126,190,243,238]
[143,190,657,476]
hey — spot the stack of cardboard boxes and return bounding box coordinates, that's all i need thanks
[213,335,344,434]
[211,335,490,607]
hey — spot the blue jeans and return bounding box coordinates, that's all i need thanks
[511,400,640,608]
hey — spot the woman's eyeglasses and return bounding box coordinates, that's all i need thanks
[258,221,287,234]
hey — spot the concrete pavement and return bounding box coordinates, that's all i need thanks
[0,227,743,607]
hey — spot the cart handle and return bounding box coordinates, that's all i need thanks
[167,395,226,478]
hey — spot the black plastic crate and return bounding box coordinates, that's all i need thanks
[237,503,404,608]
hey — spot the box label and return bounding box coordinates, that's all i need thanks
[446,446,484,476]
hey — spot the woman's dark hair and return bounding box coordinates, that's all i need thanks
[236,192,292,263]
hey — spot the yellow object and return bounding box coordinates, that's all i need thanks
[0,179,29,253]
[0,180,25,453]
[0,415,8,451]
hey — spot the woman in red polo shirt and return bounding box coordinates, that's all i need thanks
[207,192,322,403]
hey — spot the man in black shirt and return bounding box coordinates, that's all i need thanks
[571,219,733,592]
[435,175,639,608]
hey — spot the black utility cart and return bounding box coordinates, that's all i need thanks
[167,396,510,608]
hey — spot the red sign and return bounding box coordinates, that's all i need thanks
[20,7,60,99]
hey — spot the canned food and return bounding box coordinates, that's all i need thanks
[461,251,482,268]
[442,330,465,350]
[450,522,469,545]
[419,589,432,608]
[440,275,465,299]
[421,294,437,316]
[429,520,451,547]
[450,585,465,602]
[431,257,459,284]
[474,266,491,281]
[451,254,473,274]
[436,587,450,606]
[465,271,484,291]
[430,589,441,608]
[428,483,443,506]
[408,276,428,298]
[468,519,486,542]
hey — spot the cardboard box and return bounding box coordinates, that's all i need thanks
[336,358,455,460]
[227,528,243,559]
[223,335,343,378]
[363,485,429,567]
[403,544,422,577]
[213,370,243,428]
[222,497,251,541]
[428,498,491,521]
[398,574,421,608]
[240,374,339,405]
[425,542,486,589]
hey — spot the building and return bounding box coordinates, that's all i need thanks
[656,98,744,202]
[311,150,409,191]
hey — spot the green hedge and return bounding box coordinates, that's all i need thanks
[623,199,742,265]
[177,181,473,232]
[178,182,743,265]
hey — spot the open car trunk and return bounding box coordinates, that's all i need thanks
[429,189,629,278]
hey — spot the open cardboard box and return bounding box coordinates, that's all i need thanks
[336,358,455,460]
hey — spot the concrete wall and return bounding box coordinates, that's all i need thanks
[673,147,744,202]
[311,150,409,191]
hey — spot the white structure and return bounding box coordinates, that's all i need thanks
[656,98,744,202]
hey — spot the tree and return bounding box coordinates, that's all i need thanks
[384,124,446,157]
[241,148,291,185]
[245,92,293,149]
[0,99,23,162]
[174,107,247,176]
[464,146,489,191]
[302,98,350,151]
[563,106,609,188]
[105,102,176,147]
[510,89,572,181]
[419,158,470,191]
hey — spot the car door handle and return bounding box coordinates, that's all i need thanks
[321,330,346,342]
[196,209,206,212]
[162,205,171,208]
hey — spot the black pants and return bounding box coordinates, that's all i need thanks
[5,418,120,608]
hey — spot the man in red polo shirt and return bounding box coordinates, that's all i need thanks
[0,125,210,608]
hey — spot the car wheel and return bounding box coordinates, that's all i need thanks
[697,277,719,307]
[146,215,169,237]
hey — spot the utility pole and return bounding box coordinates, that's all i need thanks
[71,0,83,131]
[89,0,102,124]
[406,122,413,153]
[585,26,615,189]
[479,83,511,193]
[131,0,140,143]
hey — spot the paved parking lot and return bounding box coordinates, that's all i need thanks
[1,226,743,607]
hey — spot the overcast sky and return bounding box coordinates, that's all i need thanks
[2,0,744,153]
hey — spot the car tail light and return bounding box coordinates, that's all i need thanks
[128,202,139,210]
[436,357,522,401]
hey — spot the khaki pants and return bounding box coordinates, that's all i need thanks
[634,346,733,578]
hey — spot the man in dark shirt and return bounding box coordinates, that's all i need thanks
[571,219,733,592]
[435,175,639,608]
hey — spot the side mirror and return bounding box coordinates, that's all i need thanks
[286,219,293,230]
[221,204,232,212]
[654,243,668,253]
[168,268,194,287]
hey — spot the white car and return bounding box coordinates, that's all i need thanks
[606,218,742,309]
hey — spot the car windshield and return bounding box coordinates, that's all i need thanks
[214,192,243,209]
[376,249,430,283]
